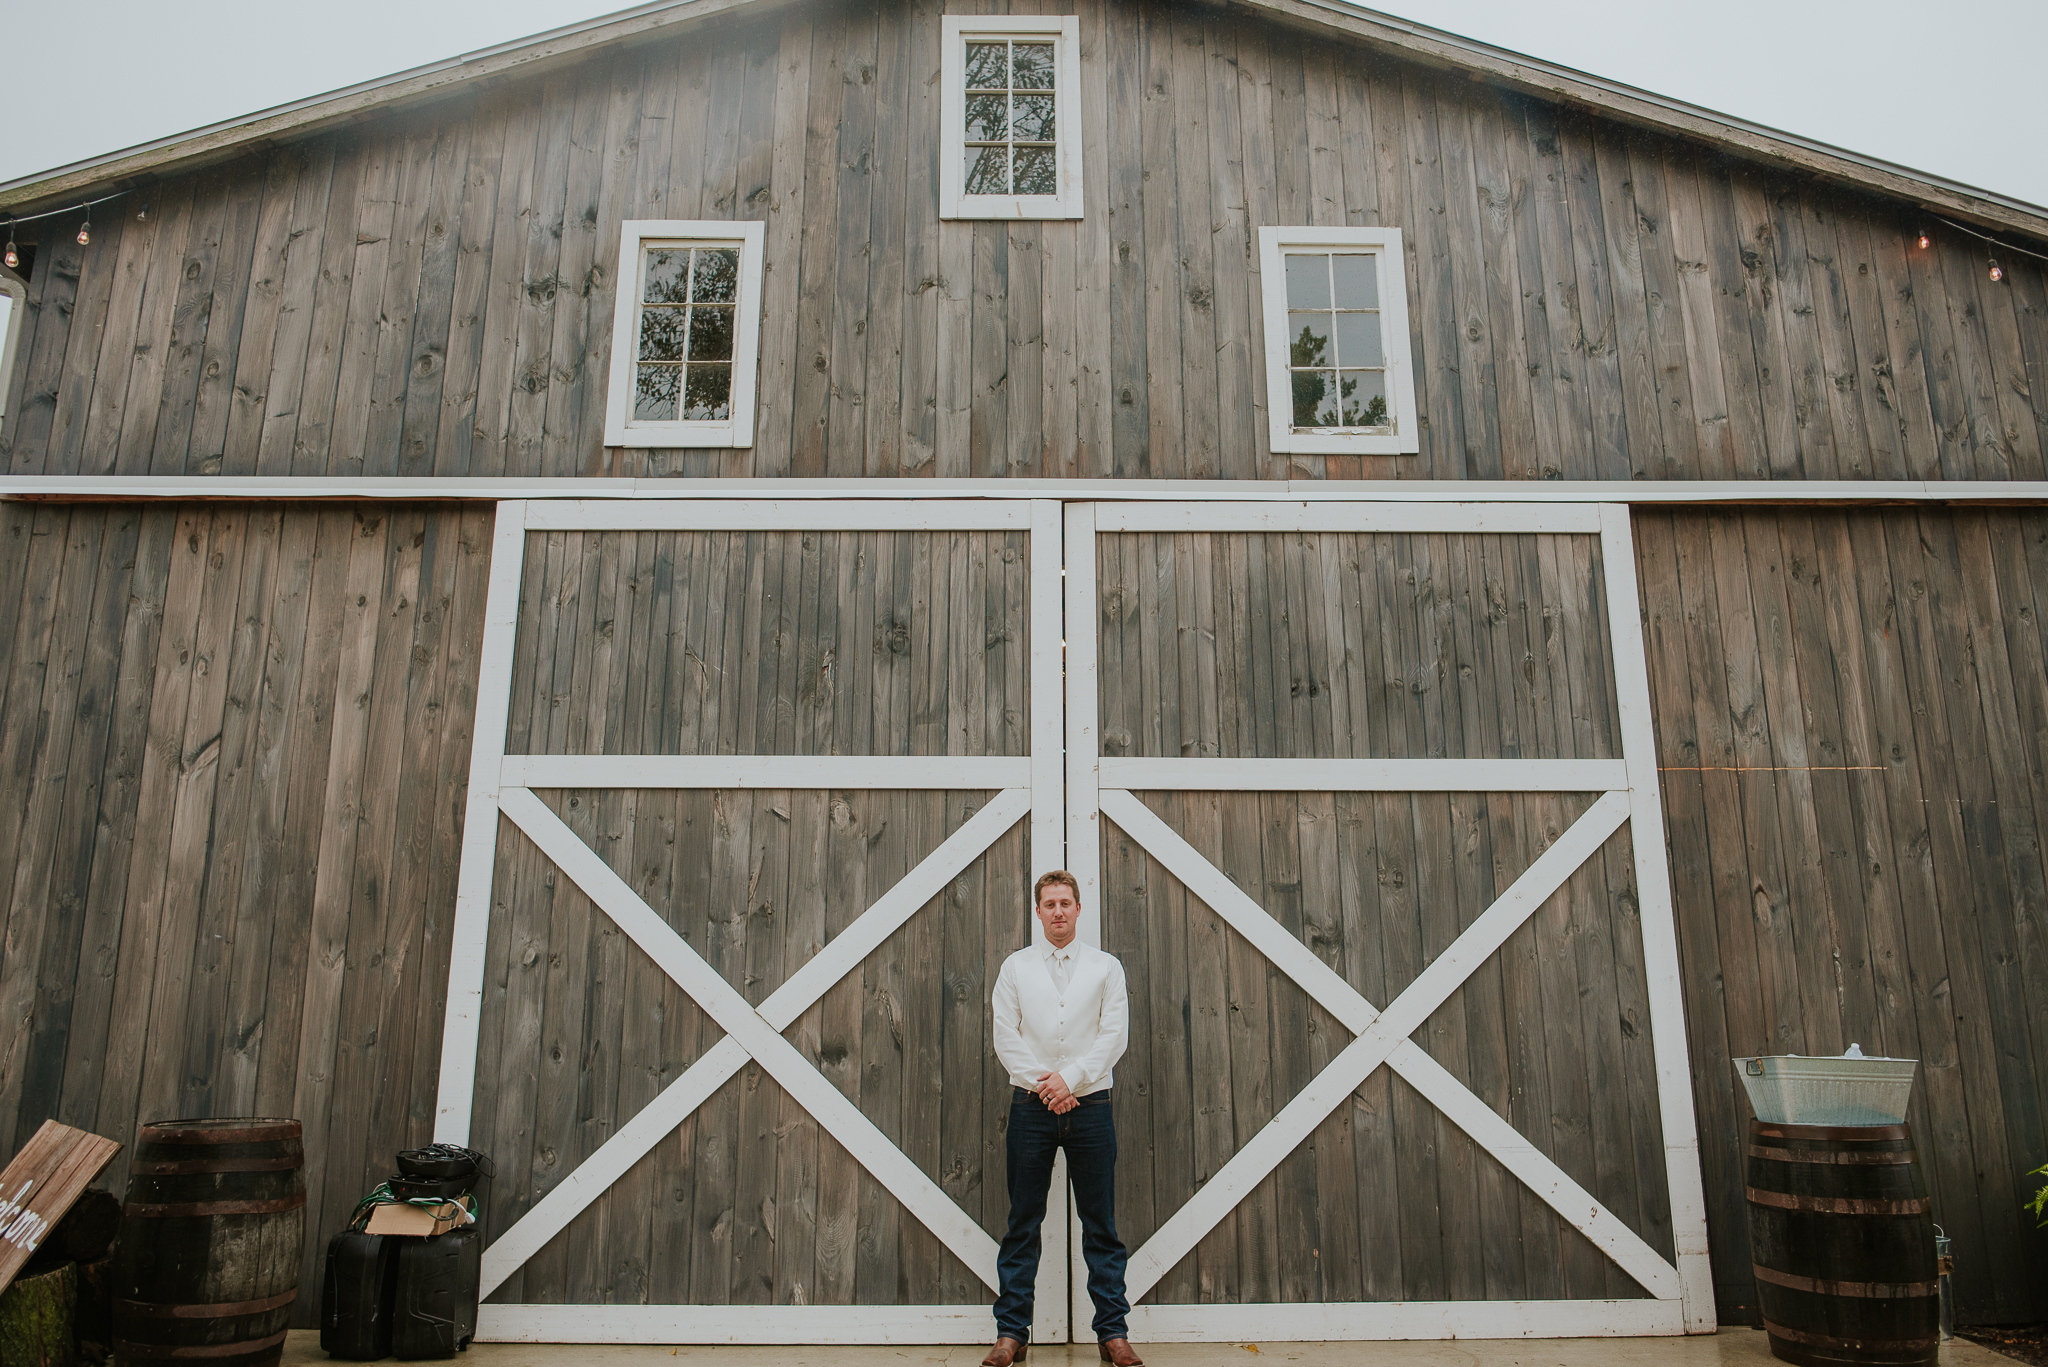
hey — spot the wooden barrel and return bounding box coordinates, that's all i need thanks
[111,1119,305,1367]
[1745,1119,1938,1367]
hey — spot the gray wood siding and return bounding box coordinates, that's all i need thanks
[1638,507,2048,1325]
[3,501,2047,1324]
[0,501,493,1325]
[5,0,2045,482]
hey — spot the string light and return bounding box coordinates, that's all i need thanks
[1931,216,2048,272]
[1917,231,1931,250]
[0,190,131,265]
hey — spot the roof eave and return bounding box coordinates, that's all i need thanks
[4,0,2045,244]
[0,0,780,218]
[1240,0,2048,242]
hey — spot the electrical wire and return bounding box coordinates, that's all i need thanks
[0,189,131,230]
[1934,216,2048,266]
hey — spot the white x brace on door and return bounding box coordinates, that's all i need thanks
[1061,501,1713,1339]
[433,498,1071,1344]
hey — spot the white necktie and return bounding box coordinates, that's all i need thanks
[1048,950,1071,995]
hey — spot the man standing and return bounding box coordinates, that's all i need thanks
[984,871,1143,1367]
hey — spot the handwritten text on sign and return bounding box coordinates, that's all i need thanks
[0,1120,121,1295]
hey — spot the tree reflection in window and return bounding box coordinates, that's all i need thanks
[634,244,740,422]
[1283,251,1391,431]
[963,39,1058,197]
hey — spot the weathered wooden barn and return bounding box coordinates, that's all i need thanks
[1,0,2045,1343]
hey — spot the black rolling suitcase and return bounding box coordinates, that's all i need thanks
[322,1227,402,1360]
[392,1225,482,1358]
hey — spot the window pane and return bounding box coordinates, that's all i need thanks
[1331,253,1379,309]
[1013,147,1057,196]
[644,248,691,304]
[638,307,687,362]
[635,365,680,420]
[1291,370,1333,428]
[965,94,1009,142]
[965,42,1008,88]
[688,305,735,361]
[1012,43,1055,89]
[684,364,733,421]
[965,145,1010,195]
[1283,253,1330,310]
[1337,370,1389,426]
[1287,312,1332,369]
[1333,312,1383,368]
[691,247,739,303]
[1011,93,1055,142]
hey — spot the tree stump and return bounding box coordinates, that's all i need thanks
[0,1261,75,1367]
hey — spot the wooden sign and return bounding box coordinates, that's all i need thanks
[0,1121,121,1295]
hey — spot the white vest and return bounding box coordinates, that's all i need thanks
[991,939,1129,1097]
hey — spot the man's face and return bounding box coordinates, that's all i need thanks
[1036,881,1081,947]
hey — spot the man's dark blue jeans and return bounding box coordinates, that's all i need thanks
[994,1085,1130,1345]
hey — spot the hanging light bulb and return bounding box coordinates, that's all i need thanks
[1990,260,2004,282]
[2,225,16,271]
[76,213,90,247]
[1916,231,1931,250]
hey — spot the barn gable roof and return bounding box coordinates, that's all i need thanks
[3,0,2045,242]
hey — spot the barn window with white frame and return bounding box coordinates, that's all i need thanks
[1257,226,1418,455]
[602,219,765,449]
[940,16,1082,220]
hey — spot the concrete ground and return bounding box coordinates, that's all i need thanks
[279,1328,2015,1366]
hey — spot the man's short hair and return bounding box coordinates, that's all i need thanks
[1034,870,1081,906]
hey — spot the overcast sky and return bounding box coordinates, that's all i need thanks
[4,0,2043,211]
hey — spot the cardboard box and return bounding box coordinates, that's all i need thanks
[364,1200,470,1237]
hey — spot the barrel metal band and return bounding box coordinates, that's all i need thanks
[1746,1187,1930,1216]
[1751,1263,1938,1299]
[1746,1143,1916,1166]
[115,1290,299,1319]
[131,1156,303,1176]
[122,1191,308,1218]
[1763,1318,1940,1352]
[1752,1122,1910,1142]
[111,1330,290,1359]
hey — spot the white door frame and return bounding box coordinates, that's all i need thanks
[432,498,1072,1344]
[1062,500,1713,1339]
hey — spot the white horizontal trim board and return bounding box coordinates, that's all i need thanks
[1057,500,1605,533]
[525,497,1033,529]
[499,754,1030,790]
[478,1305,1001,1344]
[1127,1298,1685,1341]
[1098,757,1626,791]
[9,475,2048,504]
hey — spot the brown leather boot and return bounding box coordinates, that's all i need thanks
[981,1336,1027,1366]
[1098,1338,1145,1366]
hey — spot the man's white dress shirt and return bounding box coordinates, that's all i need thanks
[992,937,1129,1097]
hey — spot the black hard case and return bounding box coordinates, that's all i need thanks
[321,1228,402,1360]
[391,1225,482,1358]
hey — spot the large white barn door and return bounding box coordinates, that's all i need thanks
[433,498,1069,1343]
[1063,501,1713,1339]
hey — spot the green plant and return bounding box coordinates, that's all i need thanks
[2028,1162,2048,1228]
